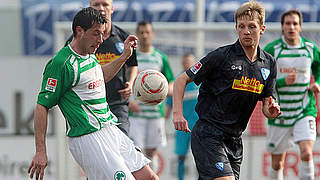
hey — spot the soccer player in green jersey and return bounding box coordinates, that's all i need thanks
[27,7,158,180]
[264,9,320,180]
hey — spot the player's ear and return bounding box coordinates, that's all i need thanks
[111,5,114,14]
[75,26,84,37]
[260,25,266,35]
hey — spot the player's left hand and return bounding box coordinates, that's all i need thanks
[309,82,320,94]
[173,113,191,133]
[118,82,132,99]
[265,97,281,119]
[122,35,138,59]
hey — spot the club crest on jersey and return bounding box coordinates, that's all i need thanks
[115,42,124,53]
[190,62,202,74]
[114,171,126,180]
[215,162,224,171]
[261,68,270,80]
[45,78,57,92]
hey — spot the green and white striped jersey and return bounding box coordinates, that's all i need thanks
[37,45,117,137]
[264,36,320,127]
[129,47,174,119]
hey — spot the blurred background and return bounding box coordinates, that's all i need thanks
[1,0,320,179]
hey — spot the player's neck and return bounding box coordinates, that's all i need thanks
[139,44,153,53]
[70,40,86,56]
[243,46,258,62]
[284,37,300,46]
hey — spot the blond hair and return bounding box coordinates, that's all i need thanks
[234,0,265,26]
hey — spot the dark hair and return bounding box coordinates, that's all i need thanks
[281,9,303,25]
[72,7,107,37]
[136,20,153,32]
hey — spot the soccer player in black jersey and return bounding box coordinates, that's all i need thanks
[172,1,281,180]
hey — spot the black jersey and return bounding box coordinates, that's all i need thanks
[65,24,137,106]
[186,40,277,137]
[96,24,137,106]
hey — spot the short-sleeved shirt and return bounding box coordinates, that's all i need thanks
[65,24,137,106]
[37,45,117,137]
[186,40,277,137]
[129,47,174,119]
[264,36,320,127]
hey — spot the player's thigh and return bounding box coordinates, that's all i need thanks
[145,118,167,149]
[67,126,135,180]
[266,125,293,154]
[129,117,147,148]
[118,126,151,172]
[191,120,236,180]
[293,116,316,143]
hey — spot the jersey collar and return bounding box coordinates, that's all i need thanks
[280,35,304,49]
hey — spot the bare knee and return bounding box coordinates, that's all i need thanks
[271,154,286,170]
[300,148,313,161]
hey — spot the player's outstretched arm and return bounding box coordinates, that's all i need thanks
[173,72,192,132]
[101,35,138,83]
[262,96,281,119]
[28,104,49,180]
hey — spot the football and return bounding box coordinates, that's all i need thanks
[133,69,169,105]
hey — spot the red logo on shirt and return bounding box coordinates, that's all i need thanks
[88,79,103,89]
[47,78,57,87]
[190,62,202,74]
[45,78,57,92]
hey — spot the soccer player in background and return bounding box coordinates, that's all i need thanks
[128,20,174,167]
[66,0,138,136]
[172,0,281,179]
[28,7,158,180]
[165,53,199,180]
[264,9,320,180]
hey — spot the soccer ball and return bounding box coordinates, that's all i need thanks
[133,69,169,105]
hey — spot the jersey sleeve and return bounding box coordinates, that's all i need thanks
[263,43,275,56]
[37,57,75,109]
[186,50,222,86]
[117,26,138,67]
[311,44,320,84]
[161,53,174,82]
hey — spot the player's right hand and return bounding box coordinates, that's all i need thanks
[28,152,48,180]
[285,72,296,85]
[173,113,191,133]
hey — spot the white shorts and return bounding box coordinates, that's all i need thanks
[266,116,317,154]
[67,123,150,180]
[129,117,167,149]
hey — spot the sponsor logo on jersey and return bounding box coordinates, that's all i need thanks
[88,79,103,89]
[261,68,270,80]
[279,67,296,73]
[114,171,126,180]
[45,78,57,92]
[95,52,119,65]
[115,42,124,53]
[232,76,264,94]
[215,162,224,171]
[190,62,202,74]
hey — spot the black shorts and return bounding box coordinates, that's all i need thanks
[191,120,243,180]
